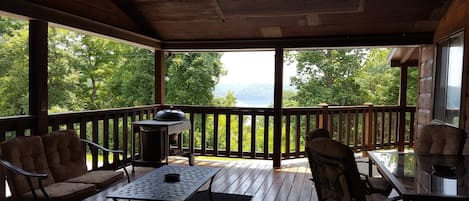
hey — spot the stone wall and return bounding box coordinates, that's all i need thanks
[416,0,469,142]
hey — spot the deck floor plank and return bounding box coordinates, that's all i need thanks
[85,157,319,201]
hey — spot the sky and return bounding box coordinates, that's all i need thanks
[219,51,297,85]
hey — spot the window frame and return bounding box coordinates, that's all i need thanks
[433,30,465,127]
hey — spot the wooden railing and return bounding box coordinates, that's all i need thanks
[0,104,416,171]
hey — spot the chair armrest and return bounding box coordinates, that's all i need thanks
[80,139,124,154]
[0,159,48,179]
[0,159,50,200]
[79,139,131,183]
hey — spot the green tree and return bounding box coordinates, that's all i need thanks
[356,48,417,105]
[0,22,29,116]
[165,53,225,105]
[213,91,237,106]
[288,49,367,106]
[103,47,154,107]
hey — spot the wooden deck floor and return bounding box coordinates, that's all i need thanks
[85,156,375,201]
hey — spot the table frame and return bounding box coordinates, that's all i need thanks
[107,165,220,201]
[368,151,469,201]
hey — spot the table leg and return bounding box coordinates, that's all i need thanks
[208,175,215,201]
[131,125,135,174]
[368,157,372,177]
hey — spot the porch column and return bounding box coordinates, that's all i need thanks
[155,50,165,104]
[397,65,408,151]
[29,20,48,136]
[273,48,284,168]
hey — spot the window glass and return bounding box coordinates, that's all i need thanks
[434,32,464,126]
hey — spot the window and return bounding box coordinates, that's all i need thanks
[434,31,464,126]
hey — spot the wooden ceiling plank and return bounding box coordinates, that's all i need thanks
[111,0,160,38]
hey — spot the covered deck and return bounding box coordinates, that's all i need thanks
[1,0,467,200]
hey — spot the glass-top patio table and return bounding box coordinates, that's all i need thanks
[107,165,220,201]
[369,151,469,201]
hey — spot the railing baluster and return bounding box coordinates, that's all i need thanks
[345,110,351,146]
[123,112,128,160]
[263,114,269,159]
[214,113,219,156]
[329,112,334,140]
[238,113,243,158]
[353,110,359,152]
[409,110,415,148]
[92,117,99,169]
[387,111,392,145]
[113,114,119,164]
[201,112,206,156]
[338,111,343,143]
[226,114,231,157]
[103,116,110,167]
[251,114,256,159]
[189,112,195,154]
[376,111,385,149]
[373,110,378,147]
[285,114,291,159]
[295,114,301,157]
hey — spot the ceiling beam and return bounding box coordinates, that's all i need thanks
[162,32,434,51]
[0,0,161,49]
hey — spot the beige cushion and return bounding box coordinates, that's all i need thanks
[0,136,56,195]
[22,182,95,201]
[66,170,123,189]
[416,124,466,155]
[42,130,87,182]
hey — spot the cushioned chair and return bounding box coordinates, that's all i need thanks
[0,130,130,201]
[42,130,130,188]
[415,124,466,155]
[305,128,396,201]
[0,136,96,201]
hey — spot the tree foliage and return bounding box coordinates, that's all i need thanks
[289,49,367,106]
[165,53,225,106]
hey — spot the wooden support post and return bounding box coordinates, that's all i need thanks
[318,103,329,128]
[398,65,408,151]
[155,50,165,105]
[363,103,374,157]
[273,48,284,168]
[29,20,48,136]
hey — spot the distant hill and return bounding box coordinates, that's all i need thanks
[214,83,296,107]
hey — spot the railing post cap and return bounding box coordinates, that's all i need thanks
[363,102,373,106]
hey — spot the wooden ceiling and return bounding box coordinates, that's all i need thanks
[1,0,452,49]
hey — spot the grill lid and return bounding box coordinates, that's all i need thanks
[154,108,186,121]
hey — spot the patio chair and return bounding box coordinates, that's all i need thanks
[0,130,131,201]
[415,124,466,155]
[41,130,130,187]
[305,129,395,201]
[0,136,96,201]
